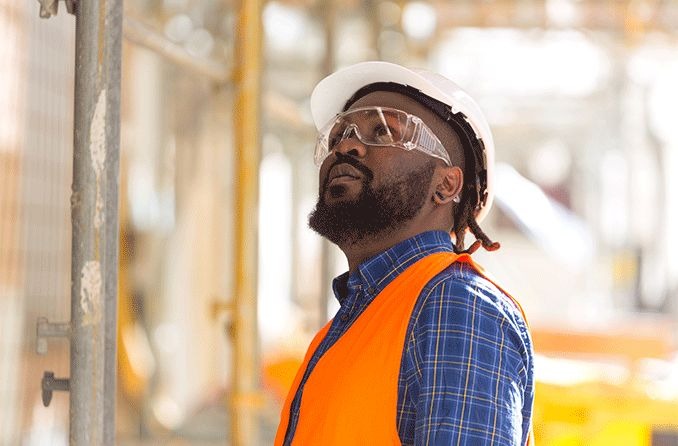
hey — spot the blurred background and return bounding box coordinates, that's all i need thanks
[1,0,678,444]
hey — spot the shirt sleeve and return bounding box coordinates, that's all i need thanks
[401,271,532,446]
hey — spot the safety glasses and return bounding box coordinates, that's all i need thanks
[314,106,452,167]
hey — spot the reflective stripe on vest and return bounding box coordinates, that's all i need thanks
[275,252,531,445]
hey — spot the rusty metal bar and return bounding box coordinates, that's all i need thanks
[123,16,231,84]
[70,0,122,441]
[231,0,263,445]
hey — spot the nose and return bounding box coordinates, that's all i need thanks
[332,126,367,159]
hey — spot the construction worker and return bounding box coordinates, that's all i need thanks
[275,61,534,445]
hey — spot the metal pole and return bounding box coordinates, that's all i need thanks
[231,0,262,445]
[70,0,122,441]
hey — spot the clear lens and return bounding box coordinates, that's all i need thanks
[314,107,451,166]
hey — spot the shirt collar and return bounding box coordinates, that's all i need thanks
[331,230,455,305]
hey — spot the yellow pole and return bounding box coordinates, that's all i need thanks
[231,0,262,445]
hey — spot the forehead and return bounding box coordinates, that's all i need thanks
[347,90,457,147]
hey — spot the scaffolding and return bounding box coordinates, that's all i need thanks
[35,0,123,443]
[33,0,263,443]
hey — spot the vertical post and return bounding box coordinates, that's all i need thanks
[231,0,262,445]
[70,0,122,441]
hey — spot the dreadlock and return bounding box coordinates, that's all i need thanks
[452,184,500,255]
[343,82,500,255]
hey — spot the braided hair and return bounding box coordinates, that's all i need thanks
[343,82,500,255]
[452,181,500,254]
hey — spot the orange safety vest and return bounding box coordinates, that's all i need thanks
[275,251,532,446]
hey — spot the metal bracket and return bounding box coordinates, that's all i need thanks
[42,371,70,407]
[37,318,72,407]
[38,0,76,18]
[36,317,71,355]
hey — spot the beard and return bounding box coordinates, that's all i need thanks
[308,156,436,246]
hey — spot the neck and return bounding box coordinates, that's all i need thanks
[338,212,449,273]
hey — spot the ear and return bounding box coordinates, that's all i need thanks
[432,166,463,205]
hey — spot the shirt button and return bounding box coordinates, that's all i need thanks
[340,314,349,321]
[368,287,375,294]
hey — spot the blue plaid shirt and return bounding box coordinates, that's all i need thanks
[282,230,534,445]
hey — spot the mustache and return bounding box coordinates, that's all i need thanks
[324,153,374,189]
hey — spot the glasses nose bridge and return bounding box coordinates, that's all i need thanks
[342,122,361,140]
[332,122,368,158]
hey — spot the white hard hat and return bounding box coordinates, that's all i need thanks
[310,60,495,224]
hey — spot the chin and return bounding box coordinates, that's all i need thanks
[324,183,361,203]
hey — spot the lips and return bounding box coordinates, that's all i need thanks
[327,163,362,184]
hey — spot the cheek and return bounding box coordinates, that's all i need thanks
[367,147,427,176]
[365,146,405,168]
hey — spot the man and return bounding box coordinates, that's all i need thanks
[275,61,534,446]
